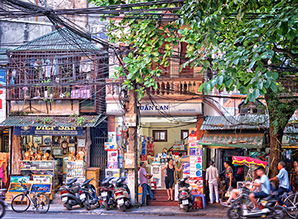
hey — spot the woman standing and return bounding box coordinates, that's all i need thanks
[290,160,298,192]
[162,159,181,201]
[224,161,234,190]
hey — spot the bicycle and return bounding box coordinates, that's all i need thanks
[282,191,298,219]
[11,184,50,214]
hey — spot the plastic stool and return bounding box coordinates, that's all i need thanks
[193,194,206,209]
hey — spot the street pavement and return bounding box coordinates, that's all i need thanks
[4,212,227,219]
[5,203,228,218]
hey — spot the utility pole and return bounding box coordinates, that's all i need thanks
[124,89,139,204]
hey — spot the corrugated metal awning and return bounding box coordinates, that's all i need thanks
[201,115,269,130]
[198,133,265,149]
[0,115,106,128]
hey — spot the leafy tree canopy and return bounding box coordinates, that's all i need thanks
[91,0,298,175]
[179,0,297,102]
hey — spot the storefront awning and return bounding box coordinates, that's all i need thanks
[198,133,265,149]
[0,115,106,128]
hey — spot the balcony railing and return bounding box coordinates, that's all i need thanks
[106,77,203,101]
[7,85,94,101]
[146,78,202,96]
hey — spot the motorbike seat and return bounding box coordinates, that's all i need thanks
[179,187,189,191]
[66,178,78,186]
[82,179,93,187]
[262,196,277,203]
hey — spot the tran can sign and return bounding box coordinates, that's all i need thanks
[139,103,202,116]
[139,105,169,111]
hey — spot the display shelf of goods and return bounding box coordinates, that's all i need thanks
[66,161,86,183]
[20,160,55,170]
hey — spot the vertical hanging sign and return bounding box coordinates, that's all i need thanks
[0,68,6,123]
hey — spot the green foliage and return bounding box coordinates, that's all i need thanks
[91,0,297,102]
[178,0,298,102]
[90,0,179,98]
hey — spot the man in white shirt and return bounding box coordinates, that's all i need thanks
[206,161,219,204]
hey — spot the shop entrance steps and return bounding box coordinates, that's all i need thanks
[147,189,178,206]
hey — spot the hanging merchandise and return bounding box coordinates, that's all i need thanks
[147,137,154,156]
[43,59,52,78]
[283,150,292,161]
[80,57,93,73]
[141,136,147,155]
[52,58,59,76]
[107,150,119,169]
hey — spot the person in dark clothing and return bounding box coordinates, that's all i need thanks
[162,158,181,201]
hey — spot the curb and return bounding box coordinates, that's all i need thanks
[6,208,227,217]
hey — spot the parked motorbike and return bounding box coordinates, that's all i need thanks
[227,186,284,219]
[99,177,116,210]
[80,178,99,210]
[114,177,131,211]
[0,189,7,218]
[178,177,193,212]
[60,178,84,210]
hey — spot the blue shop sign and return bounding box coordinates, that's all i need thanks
[0,69,6,86]
[14,126,84,136]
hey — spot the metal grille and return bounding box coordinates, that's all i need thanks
[90,127,107,179]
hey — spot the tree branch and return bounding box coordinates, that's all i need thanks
[273,46,298,60]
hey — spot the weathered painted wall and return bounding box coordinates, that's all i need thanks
[10,100,80,115]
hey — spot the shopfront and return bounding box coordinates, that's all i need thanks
[199,115,268,181]
[0,115,106,201]
[282,116,298,172]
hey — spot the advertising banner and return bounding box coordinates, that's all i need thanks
[14,126,84,136]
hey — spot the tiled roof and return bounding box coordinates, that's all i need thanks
[0,115,106,127]
[201,115,269,130]
[12,28,104,52]
[285,117,298,134]
[198,133,264,148]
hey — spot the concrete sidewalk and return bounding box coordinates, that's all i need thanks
[7,203,228,217]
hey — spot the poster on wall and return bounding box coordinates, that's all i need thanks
[124,152,135,169]
[105,168,120,178]
[9,183,31,193]
[104,142,117,151]
[107,150,118,169]
[33,175,52,184]
[10,176,30,184]
[31,184,51,193]
[77,138,85,147]
[182,162,190,178]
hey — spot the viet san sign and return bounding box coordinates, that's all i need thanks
[14,126,84,136]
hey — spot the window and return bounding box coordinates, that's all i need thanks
[181,130,189,140]
[152,130,167,142]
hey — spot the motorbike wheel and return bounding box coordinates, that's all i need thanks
[102,201,110,210]
[0,202,6,218]
[272,206,285,219]
[227,207,242,219]
[84,195,92,210]
[182,205,189,212]
[64,203,72,210]
[119,205,126,212]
